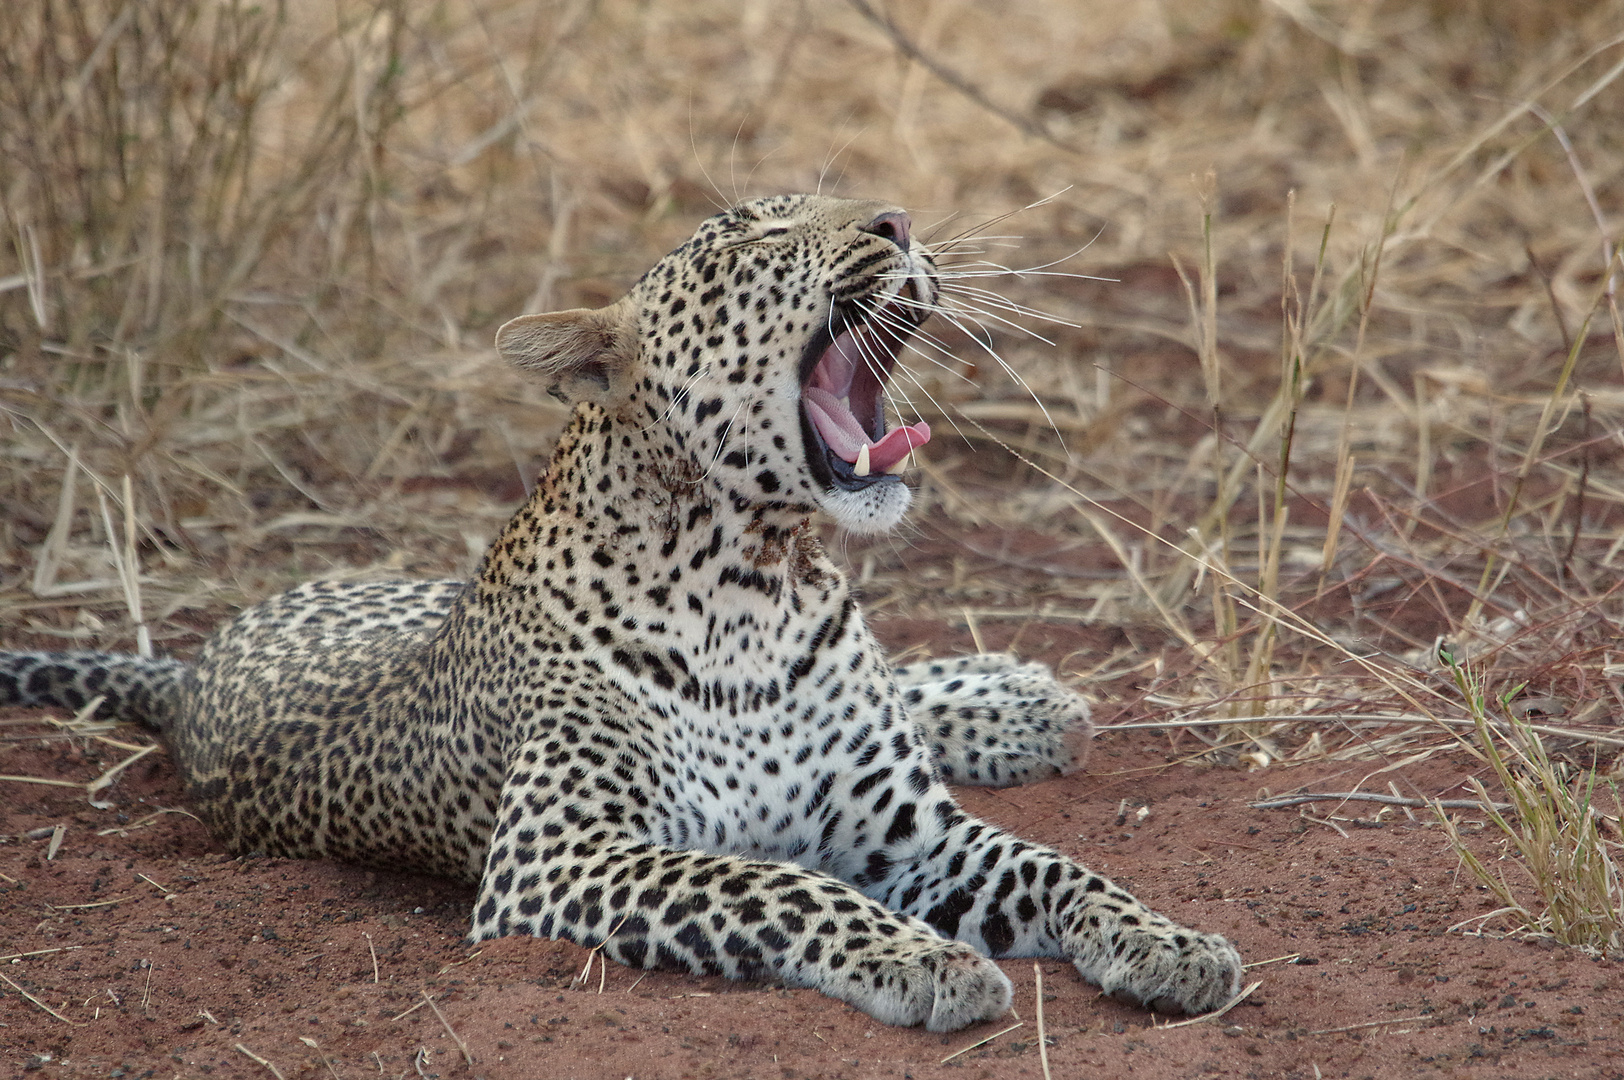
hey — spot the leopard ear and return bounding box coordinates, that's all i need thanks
[495,298,638,404]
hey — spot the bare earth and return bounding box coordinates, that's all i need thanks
[3,614,1619,1080]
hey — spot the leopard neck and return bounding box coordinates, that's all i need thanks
[474,403,835,603]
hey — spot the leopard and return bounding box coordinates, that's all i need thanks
[0,194,1242,1031]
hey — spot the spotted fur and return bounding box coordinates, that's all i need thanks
[0,195,1241,1029]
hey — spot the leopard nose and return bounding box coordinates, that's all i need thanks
[861,211,911,251]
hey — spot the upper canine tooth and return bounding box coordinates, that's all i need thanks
[853,444,871,477]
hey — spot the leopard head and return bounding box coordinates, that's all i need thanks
[497,195,939,534]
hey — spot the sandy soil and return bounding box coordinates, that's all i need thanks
[3,613,1620,1080]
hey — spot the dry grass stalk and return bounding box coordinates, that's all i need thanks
[1252,792,1510,813]
[1304,1014,1438,1037]
[298,1037,344,1080]
[0,969,79,1025]
[362,931,380,983]
[421,989,475,1066]
[1033,962,1052,1080]
[234,1043,288,1080]
[940,1020,1024,1064]
[1154,980,1259,1029]
[0,946,85,963]
[1435,649,1623,957]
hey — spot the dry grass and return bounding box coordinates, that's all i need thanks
[3,0,1624,937]
[1437,647,1623,956]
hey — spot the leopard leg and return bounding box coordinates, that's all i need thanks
[891,653,1033,686]
[893,653,1092,787]
[472,739,1014,1032]
[857,792,1242,1014]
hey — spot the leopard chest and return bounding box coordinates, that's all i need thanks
[547,557,922,869]
[475,458,931,870]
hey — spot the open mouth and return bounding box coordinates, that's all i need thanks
[800,292,932,491]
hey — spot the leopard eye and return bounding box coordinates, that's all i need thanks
[722,224,792,250]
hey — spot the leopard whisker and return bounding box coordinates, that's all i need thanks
[853,299,974,446]
[903,285,1075,343]
[638,363,714,435]
[888,291,1060,350]
[932,265,1109,282]
[862,304,981,387]
[884,361,974,447]
[880,246,1085,450]
[935,288,1075,339]
[898,298,1069,451]
[699,398,749,481]
[931,240,1107,278]
[927,187,1075,249]
[846,319,928,441]
[883,269,1095,332]
[892,258,1109,297]
[914,236,1028,259]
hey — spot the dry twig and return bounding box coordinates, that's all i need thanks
[941,1020,1025,1063]
[1251,792,1510,812]
[235,1044,287,1080]
[0,971,79,1025]
[843,0,1073,152]
[1155,981,1261,1030]
[1033,962,1053,1080]
[421,990,474,1066]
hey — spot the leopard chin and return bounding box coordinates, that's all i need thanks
[814,474,914,534]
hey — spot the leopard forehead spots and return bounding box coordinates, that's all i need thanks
[1,195,1244,1034]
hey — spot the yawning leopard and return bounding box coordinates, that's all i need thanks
[0,194,1242,1030]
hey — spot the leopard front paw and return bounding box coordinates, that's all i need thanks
[897,654,1093,787]
[922,943,1015,1032]
[837,940,1013,1032]
[1080,925,1243,1015]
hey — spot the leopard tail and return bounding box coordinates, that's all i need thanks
[0,651,188,730]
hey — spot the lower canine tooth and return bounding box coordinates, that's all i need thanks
[884,458,908,475]
[853,444,871,477]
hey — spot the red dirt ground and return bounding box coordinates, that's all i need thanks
[4,614,1620,1080]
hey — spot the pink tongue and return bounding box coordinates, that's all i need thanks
[805,387,931,471]
[866,423,931,471]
